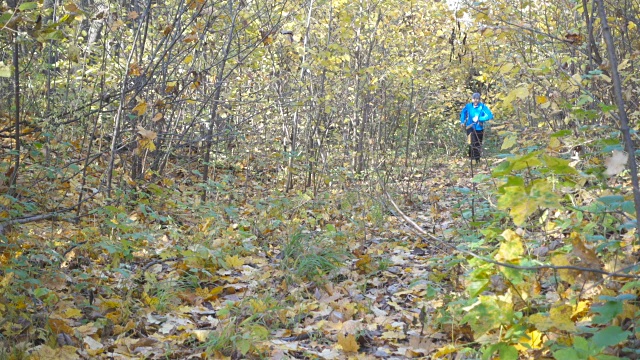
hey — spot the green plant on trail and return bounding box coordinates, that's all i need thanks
[204,299,272,358]
[280,231,351,283]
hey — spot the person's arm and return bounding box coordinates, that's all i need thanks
[479,105,494,122]
[460,105,468,126]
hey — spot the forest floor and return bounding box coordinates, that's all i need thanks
[1,155,499,360]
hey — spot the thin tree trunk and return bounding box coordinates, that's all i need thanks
[201,0,237,202]
[9,29,20,196]
[595,0,640,242]
[106,8,146,197]
[285,0,314,192]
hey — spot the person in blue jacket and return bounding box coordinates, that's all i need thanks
[460,92,493,162]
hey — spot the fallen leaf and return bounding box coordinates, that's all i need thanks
[337,332,359,353]
[225,255,245,268]
[28,345,80,360]
[433,344,457,358]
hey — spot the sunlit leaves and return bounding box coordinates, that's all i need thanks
[497,178,560,226]
[496,229,524,263]
[461,295,514,337]
[136,126,157,152]
[0,62,11,77]
[132,100,148,116]
[528,304,576,332]
[128,62,142,76]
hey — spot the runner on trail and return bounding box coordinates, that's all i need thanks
[460,92,493,163]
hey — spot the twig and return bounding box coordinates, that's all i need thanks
[63,241,88,258]
[0,207,78,235]
[142,256,180,272]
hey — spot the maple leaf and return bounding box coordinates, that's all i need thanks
[225,255,245,268]
[604,150,628,176]
[433,344,457,359]
[337,332,359,353]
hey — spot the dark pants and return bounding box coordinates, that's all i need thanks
[467,129,484,160]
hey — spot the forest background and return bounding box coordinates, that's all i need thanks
[2,0,640,358]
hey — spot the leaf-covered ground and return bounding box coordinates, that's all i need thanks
[0,156,490,359]
[2,152,640,360]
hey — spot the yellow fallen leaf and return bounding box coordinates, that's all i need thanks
[192,329,212,342]
[337,332,359,353]
[381,330,406,340]
[64,308,83,319]
[48,318,74,335]
[225,255,245,269]
[29,345,79,360]
[433,344,457,358]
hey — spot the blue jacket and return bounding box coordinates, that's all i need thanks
[460,102,493,131]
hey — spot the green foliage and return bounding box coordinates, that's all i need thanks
[205,300,272,357]
[280,231,351,283]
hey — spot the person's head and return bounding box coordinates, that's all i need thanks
[472,92,481,105]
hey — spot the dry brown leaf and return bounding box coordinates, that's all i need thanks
[571,232,603,271]
[136,126,157,141]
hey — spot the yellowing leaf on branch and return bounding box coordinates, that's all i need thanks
[528,304,576,332]
[184,33,199,43]
[137,126,156,141]
[551,253,575,283]
[152,113,164,122]
[136,126,157,152]
[536,95,548,104]
[495,229,524,262]
[132,100,148,116]
[128,62,142,76]
[512,86,529,99]
[499,63,515,74]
